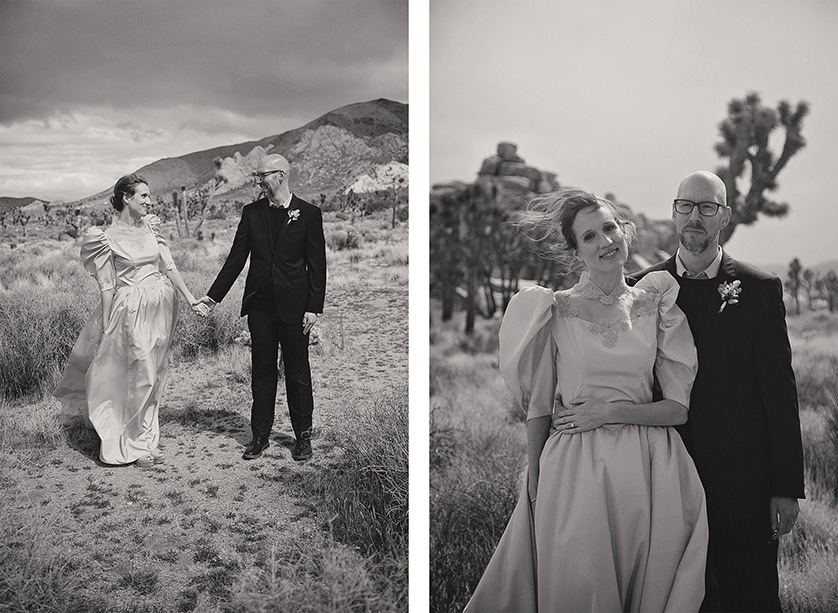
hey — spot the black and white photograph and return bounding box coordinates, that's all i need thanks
[0,1,408,611]
[430,1,837,612]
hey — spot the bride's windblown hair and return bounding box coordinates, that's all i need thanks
[513,189,637,273]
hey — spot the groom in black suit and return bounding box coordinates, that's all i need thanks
[631,170,804,612]
[200,154,326,462]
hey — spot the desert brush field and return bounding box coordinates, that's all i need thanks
[430,300,838,613]
[0,209,408,612]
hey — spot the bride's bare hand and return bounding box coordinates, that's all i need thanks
[190,301,210,318]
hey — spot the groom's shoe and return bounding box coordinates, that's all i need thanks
[243,437,270,460]
[291,433,312,461]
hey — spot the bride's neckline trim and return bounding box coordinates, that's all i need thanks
[112,216,146,229]
[575,272,630,305]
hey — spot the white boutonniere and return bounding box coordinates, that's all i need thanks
[287,209,300,223]
[717,279,742,313]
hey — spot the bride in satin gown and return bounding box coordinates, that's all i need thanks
[464,190,708,612]
[54,174,206,467]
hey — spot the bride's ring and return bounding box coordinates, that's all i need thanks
[570,422,575,428]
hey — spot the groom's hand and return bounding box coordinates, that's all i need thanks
[192,295,216,318]
[198,295,217,311]
[770,496,799,539]
[303,312,317,335]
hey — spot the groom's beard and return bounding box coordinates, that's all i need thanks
[258,183,273,201]
[679,221,719,254]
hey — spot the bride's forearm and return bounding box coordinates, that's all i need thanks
[606,399,688,426]
[165,267,196,305]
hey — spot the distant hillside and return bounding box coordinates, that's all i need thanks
[76,98,408,209]
[762,260,838,279]
[0,196,42,213]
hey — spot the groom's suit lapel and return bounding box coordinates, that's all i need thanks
[663,252,735,347]
[698,251,738,341]
[680,250,739,347]
[275,195,298,249]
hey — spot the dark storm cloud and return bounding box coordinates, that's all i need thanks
[0,0,407,126]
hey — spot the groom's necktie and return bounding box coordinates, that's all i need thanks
[268,205,287,246]
[682,271,709,280]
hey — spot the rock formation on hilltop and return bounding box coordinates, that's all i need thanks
[208,145,275,195]
[433,142,559,203]
[431,142,676,271]
[345,161,409,194]
[477,142,560,194]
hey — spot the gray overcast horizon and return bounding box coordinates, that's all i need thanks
[0,0,408,201]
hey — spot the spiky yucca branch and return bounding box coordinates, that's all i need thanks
[714,92,809,245]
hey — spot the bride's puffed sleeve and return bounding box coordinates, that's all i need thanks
[80,228,115,292]
[637,271,698,408]
[499,286,558,420]
[145,215,176,271]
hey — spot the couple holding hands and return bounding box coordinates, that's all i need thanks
[54,154,326,466]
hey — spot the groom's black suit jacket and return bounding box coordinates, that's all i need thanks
[207,194,326,323]
[631,252,804,544]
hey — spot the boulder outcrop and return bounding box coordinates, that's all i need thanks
[431,142,676,270]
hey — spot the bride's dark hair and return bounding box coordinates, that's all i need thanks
[514,189,636,272]
[110,174,148,211]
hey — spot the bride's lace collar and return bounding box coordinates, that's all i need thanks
[575,272,630,305]
[111,215,146,231]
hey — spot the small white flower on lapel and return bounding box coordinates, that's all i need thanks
[717,279,742,313]
[287,209,300,223]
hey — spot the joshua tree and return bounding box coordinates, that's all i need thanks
[171,190,184,237]
[818,271,838,312]
[801,268,817,310]
[787,258,802,315]
[714,92,809,245]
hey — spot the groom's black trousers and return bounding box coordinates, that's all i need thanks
[700,530,781,612]
[246,301,314,442]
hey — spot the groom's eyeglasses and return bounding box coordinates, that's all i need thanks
[253,170,282,181]
[673,199,728,217]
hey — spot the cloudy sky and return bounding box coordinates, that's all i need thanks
[431,0,838,267]
[0,0,407,202]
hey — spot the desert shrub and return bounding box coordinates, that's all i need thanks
[430,410,522,613]
[792,344,838,410]
[779,498,838,611]
[373,244,409,267]
[171,301,245,358]
[789,311,838,409]
[234,535,401,613]
[326,227,361,251]
[799,405,838,505]
[292,386,408,605]
[323,386,407,557]
[457,325,500,355]
[0,508,81,611]
[779,553,838,613]
[0,398,66,459]
[0,287,93,399]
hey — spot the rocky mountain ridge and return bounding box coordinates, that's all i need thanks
[71,98,408,210]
